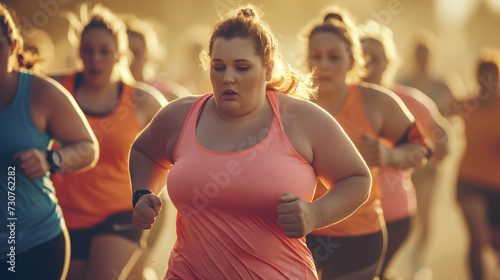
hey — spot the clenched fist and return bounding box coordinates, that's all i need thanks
[14,148,50,180]
[132,194,162,229]
[277,193,319,239]
[360,133,389,167]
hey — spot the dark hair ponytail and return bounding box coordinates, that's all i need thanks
[17,53,40,71]
[324,13,343,23]
[237,8,256,18]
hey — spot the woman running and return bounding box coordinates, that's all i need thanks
[0,3,98,280]
[303,7,430,280]
[456,48,500,280]
[359,21,451,279]
[130,5,372,280]
[51,4,166,280]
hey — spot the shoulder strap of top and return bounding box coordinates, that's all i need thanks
[18,70,33,112]
[118,82,135,107]
[172,93,213,161]
[345,84,361,108]
[265,91,283,127]
[345,84,378,137]
[194,93,213,121]
[62,73,77,95]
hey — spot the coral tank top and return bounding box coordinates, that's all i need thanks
[165,91,318,279]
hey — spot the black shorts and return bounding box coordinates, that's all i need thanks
[306,230,384,278]
[0,232,66,280]
[69,211,142,259]
[381,217,412,277]
[457,179,500,226]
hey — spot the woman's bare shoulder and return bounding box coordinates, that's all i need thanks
[277,93,338,135]
[358,82,411,114]
[357,82,399,103]
[153,95,200,125]
[278,93,332,120]
[30,74,74,104]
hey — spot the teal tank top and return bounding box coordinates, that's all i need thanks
[0,70,63,257]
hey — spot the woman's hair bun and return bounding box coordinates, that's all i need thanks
[324,13,343,23]
[237,8,256,18]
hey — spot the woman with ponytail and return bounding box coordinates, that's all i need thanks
[0,3,98,280]
[50,3,166,280]
[455,49,500,280]
[129,5,372,279]
[303,7,431,280]
[359,21,451,279]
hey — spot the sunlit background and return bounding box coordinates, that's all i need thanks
[5,0,500,279]
[5,0,500,93]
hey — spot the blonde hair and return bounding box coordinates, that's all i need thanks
[304,6,365,84]
[358,20,400,86]
[64,3,133,84]
[201,4,315,100]
[0,3,41,72]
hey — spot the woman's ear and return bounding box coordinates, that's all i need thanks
[266,59,274,81]
[348,56,354,71]
[115,51,122,64]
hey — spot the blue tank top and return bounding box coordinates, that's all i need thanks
[0,70,63,257]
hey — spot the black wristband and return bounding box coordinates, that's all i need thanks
[46,150,62,173]
[426,147,433,159]
[132,190,152,208]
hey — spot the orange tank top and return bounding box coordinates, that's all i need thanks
[165,91,317,279]
[311,85,384,237]
[52,73,142,229]
[459,98,500,187]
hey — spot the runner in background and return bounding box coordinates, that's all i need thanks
[122,14,192,102]
[303,7,430,279]
[359,20,451,280]
[51,4,166,280]
[455,48,500,280]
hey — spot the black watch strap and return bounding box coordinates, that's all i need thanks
[132,190,152,208]
[46,150,61,173]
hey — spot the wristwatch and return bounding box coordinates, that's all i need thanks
[132,190,152,208]
[46,150,62,173]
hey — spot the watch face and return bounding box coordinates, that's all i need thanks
[52,151,62,167]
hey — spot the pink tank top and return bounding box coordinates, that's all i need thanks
[377,85,437,222]
[165,91,318,279]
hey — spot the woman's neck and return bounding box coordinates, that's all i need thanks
[80,74,116,96]
[415,67,430,81]
[131,69,145,83]
[0,71,19,110]
[74,75,121,114]
[315,83,350,115]
[0,69,13,86]
[214,93,270,125]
